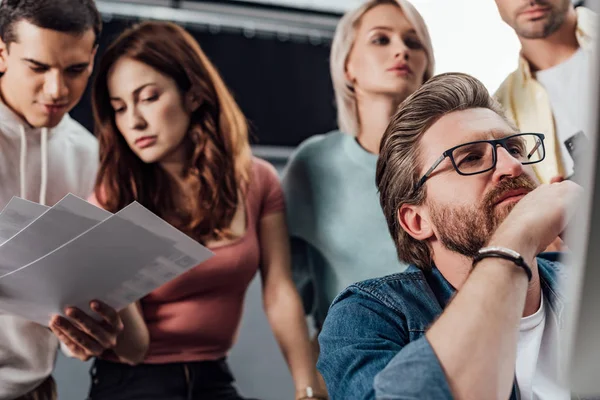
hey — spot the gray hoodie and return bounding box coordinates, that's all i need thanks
[0,99,98,399]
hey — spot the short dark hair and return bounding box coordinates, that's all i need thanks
[0,0,102,47]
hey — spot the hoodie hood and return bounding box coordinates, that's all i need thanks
[0,100,58,205]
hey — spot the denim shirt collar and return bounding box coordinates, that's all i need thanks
[423,266,455,309]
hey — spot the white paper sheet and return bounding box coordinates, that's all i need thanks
[0,197,48,245]
[0,199,214,326]
[0,194,111,278]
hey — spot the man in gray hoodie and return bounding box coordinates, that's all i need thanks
[0,1,124,399]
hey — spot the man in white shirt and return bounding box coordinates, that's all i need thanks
[0,1,125,399]
[495,0,596,184]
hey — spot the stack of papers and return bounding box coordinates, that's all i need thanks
[0,194,214,326]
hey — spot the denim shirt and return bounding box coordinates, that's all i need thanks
[317,253,565,400]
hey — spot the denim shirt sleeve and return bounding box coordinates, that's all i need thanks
[374,337,453,399]
[317,287,453,400]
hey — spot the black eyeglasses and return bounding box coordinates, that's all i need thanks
[415,133,546,190]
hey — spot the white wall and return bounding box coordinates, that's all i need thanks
[416,0,521,93]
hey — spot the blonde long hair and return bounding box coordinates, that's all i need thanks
[330,0,435,136]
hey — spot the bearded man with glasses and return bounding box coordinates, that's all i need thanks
[316,73,580,400]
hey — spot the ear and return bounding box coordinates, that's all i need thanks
[185,90,200,113]
[397,203,434,241]
[344,62,355,85]
[344,49,357,85]
[0,36,9,74]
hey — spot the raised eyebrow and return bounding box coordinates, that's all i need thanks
[369,27,419,35]
[466,129,516,142]
[369,26,394,33]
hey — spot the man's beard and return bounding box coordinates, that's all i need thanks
[429,175,538,258]
[514,0,571,39]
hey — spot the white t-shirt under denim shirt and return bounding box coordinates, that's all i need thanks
[516,293,569,400]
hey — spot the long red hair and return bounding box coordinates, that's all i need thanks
[92,21,252,242]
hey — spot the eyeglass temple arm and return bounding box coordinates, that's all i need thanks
[417,153,447,188]
[527,137,542,160]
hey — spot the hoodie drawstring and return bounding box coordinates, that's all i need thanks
[17,125,49,206]
[18,125,27,201]
[40,128,48,206]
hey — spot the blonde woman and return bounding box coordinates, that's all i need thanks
[282,0,434,333]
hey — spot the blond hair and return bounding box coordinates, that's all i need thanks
[330,0,435,136]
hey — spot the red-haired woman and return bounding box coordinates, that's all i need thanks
[87,21,325,400]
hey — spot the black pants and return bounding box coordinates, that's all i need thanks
[88,358,259,400]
